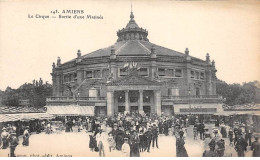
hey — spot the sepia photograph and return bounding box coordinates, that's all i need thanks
[0,0,260,157]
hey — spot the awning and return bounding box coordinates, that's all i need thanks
[21,113,55,120]
[175,112,214,115]
[46,105,95,116]
[0,113,55,123]
[214,110,259,116]
[252,112,260,116]
[0,114,22,122]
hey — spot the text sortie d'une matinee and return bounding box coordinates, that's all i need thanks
[28,10,104,20]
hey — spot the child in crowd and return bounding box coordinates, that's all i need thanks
[121,138,130,157]
[193,126,198,140]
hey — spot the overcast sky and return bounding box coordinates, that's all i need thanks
[0,0,259,90]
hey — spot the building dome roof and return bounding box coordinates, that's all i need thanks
[59,11,210,66]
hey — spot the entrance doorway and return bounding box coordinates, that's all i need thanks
[118,106,125,113]
[162,105,174,116]
[196,88,200,98]
[131,106,138,113]
[95,106,106,116]
[143,106,151,115]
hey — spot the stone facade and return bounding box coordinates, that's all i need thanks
[48,11,223,116]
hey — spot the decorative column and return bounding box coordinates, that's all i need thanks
[139,90,144,115]
[124,90,130,115]
[150,45,157,79]
[107,91,114,116]
[154,90,162,116]
[76,69,84,84]
[110,46,117,79]
[56,73,62,96]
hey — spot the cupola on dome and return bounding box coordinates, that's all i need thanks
[117,11,149,42]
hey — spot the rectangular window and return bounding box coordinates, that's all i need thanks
[120,68,128,76]
[167,69,174,77]
[200,72,204,80]
[191,71,195,78]
[138,68,148,76]
[93,70,101,78]
[175,69,182,77]
[102,69,109,78]
[158,68,166,76]
[86,71,92,79]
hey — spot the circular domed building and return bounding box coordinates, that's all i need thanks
[47,11,223,117]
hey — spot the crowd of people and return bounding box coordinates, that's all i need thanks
[0,120,48,157]
[84,112,189,157]
[0,112,260,157]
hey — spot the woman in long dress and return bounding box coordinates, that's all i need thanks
[22,127,30,146]
[176,131,188,157]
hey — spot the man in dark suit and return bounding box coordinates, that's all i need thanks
[198,123,205,140]
[235,133,248,157]
[152,124,159,149]
[145,127,153,152]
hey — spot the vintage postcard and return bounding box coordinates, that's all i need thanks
[0,0,260,157]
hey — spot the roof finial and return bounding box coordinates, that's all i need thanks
[131,0,132,12]
[130,0,134,20]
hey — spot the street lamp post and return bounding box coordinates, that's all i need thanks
[188,84,191,115]
[77,91,80,106]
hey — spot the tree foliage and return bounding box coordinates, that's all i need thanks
[0,79,52,108]
[216,80,260,106]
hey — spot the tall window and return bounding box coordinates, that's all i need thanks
[118,96,125,103]
[196,88,200,98]
[97,88,101,97]
[195,72,200,79]
[143,95,150,103]
[73,73,77,81]
[130,97,138,103]
[200,72,204,80]
[191,71,195,78]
